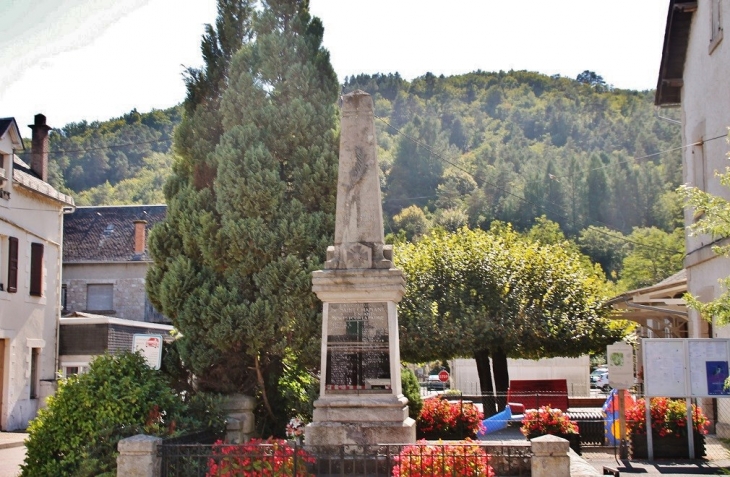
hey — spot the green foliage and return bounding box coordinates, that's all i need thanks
[42,107,180,195]
[21,352,224,477]
[616,227,685,291]
[395,226,624,399]
[146,0,338,436]
[401,367,423,421]
[47,66,682,285]
[679,161,730,325]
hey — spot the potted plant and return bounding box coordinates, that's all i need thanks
[625,397,709,458]
[520,405,581,454]
[417,398,484,440]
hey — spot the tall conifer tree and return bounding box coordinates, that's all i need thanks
[147,0,339,431]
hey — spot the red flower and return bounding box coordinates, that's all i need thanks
[626,398,709,437]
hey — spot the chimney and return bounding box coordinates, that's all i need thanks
[28,114,51,182]
[133,220,148,255]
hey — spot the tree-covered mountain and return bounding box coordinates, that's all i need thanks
[37,69,685,287]
[343,71,681,237]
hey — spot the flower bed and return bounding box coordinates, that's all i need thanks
[625,397,709,438]
[392,440,495,477]
[520,405,581,454]
[207,438,314,477]
[625,397,709,459]
[417,398,484,440]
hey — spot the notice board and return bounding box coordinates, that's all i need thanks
[643,338,730,398]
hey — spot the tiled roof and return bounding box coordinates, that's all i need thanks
[63,205,166,262]
[13,156,74,205]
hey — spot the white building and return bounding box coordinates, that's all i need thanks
[656,0,730,435]
[0,114,75,430]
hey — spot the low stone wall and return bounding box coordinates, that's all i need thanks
[117,434,589,476]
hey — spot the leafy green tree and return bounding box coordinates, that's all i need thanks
[385,115,446,215]
[617,227,685,290]
[392,205,431,242]
[578,226,628,280]
[395,227,623,415]
[679,165,730,324]
[576,70,607,89]
[146,0,339,436]
[21,352,224,477]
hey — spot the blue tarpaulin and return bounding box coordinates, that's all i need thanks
[602,389,635,446]
[478,405,512,438]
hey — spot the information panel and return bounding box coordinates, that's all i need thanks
[644,340,686,397]
[325,302,390,393]
[643,338,730,398]
[689,340,730,396]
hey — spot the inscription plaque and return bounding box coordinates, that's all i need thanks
[326,302,390,393]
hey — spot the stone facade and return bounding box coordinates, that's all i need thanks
[64,276,152,321]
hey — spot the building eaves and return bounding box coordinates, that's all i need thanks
[655,1,696,106]
[0,118,24,150]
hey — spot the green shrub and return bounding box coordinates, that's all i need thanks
[401,367,423,421]
[21,351,224,477]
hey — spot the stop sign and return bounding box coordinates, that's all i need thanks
[438,370,450,382]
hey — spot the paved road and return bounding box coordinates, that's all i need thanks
[0,446,25,477]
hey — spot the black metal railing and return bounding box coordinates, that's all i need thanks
[159,441,532,476]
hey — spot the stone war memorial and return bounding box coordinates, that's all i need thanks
[306,90,416,445]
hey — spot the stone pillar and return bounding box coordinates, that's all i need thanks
[531,434,570,477]
[222,394,256,443]
[306,90,415,446]
[117,434,161,477]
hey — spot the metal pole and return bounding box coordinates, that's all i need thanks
[618,389,628,459]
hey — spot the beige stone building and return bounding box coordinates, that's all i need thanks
[0,114,75,430]
[656,0,730,434]
[60,205,171,375]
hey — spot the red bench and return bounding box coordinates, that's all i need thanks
[506,379,569,415]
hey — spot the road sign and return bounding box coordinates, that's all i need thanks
[133,334,163,370]
[438,370,450,382]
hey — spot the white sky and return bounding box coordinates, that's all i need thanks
[1,0,669,136]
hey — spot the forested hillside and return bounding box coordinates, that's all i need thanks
[344,71,681,237]
[34,70,685,288]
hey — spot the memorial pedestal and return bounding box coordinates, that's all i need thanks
[308,269,416,445]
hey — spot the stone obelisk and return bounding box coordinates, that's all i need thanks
[305,90,416,445]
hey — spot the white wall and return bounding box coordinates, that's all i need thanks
[0,144,67,429]
[451,356,591,397]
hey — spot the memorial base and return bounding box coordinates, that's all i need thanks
[306,395,416,446]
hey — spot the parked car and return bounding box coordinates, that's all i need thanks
[590,367,608,380]
[427,374,448,391]
[590,371,611,392]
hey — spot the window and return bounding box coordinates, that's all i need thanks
[62,365,88,378]
[29,243,43,296]
[7,237,17,293]
[692,142,706,191]
[61,285,67,311]
[30,348,40,399]
[87,284,113,312]
[710,0,723,53]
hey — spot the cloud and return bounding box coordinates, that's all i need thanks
[0,0,151,99]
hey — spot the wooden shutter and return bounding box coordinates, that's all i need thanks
[30,243,43,296]
[7,237,17,293]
